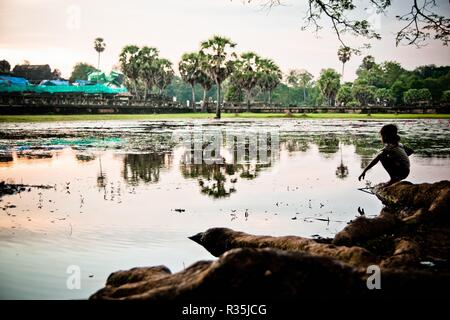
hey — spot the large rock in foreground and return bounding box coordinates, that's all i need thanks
[90,247,450,300]
[91,180,450,300]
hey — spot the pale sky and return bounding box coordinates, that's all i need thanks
[0,0,449,81]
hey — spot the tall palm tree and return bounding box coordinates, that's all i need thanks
[337,46,351,78]
[286,70,299,87]
[256,58,282,104]
[138,46,160,99]
[286,69,313,105]
[179,52,201,111]
[231,52,260,112]
[119,45,140,97]
[154,58,174,95]
[317,68,341,107]
[298,70,313,104]
[199,35,237,119]
[94,37,106,70]
[197,69,214,112]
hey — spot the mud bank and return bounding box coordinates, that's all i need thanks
[91,181,450,300]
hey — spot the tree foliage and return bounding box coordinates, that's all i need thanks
[69,62,97,82]
[242,1,450,48]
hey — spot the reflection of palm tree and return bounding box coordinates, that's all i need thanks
[315,135,340,158]
[123,153,167,185]
[97,157,107,188]
[179,139,274,198]
[335,143,349,179]
[284,138,310,153]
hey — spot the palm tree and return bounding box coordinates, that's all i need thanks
[138,46,160,99]
[337,46,351,78]
[119,45,140,97]
[179,52,201,111]
[94,37,106,70]
[197,69,214,112]
[154,58,174,95]
[231,52,260,112]
[199,35,237,119]
[317,68,341,107]
[298,70,313,105]
[257,58,282,104]
[286,70,299,88]
[335,143,349,179]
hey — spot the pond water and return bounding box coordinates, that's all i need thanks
[0,118,449,299]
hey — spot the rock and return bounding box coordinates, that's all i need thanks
[333,208,399,246]
[91,248,366,300]
[91,247,450,300]
[375,180,450,223]
[189,228,375,267]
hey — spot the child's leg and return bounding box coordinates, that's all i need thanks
[380,158,400,185]
[380,158,409,185]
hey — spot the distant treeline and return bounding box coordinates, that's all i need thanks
[2,36,449,109]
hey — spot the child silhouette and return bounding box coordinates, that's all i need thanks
[359,124,413,186]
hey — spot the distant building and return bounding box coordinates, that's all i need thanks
[12,64,53,82]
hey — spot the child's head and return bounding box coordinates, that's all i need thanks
[380,124,400,144]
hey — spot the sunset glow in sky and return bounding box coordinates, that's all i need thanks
[1,0,449,81]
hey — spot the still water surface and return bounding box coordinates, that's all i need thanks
[0,118,449,299]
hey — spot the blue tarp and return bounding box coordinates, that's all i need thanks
[0,75,29,86]
[39,80,70,86]
[74,80,92,86]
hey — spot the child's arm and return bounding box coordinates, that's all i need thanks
[358,153,382,181]
[403,145,414,156]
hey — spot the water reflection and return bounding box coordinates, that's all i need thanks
[315,135,340,157]
[178,134,276,198]
[335,144,349,179]
[122,153,171,185]
[1,119,449,300]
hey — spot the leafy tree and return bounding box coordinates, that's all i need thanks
[94,37,106,70]
[317,68,340,106]
[380,61,405,88]
[404,88,431,105]
[200,35,237,119]
[336,85,353,106]
[403,89,420,105]
[70,62,97,82]
[375,88,395,106]
[243,1,450,48]
[422,77,442,101]
[418,88,432,103]
[224,82,244,103]
[352,82,376,107]
[442,90,450,103]
[390,79,408,105]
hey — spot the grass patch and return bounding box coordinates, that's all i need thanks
[0,112,449,123]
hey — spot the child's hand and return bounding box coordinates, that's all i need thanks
[358,171,366,181]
